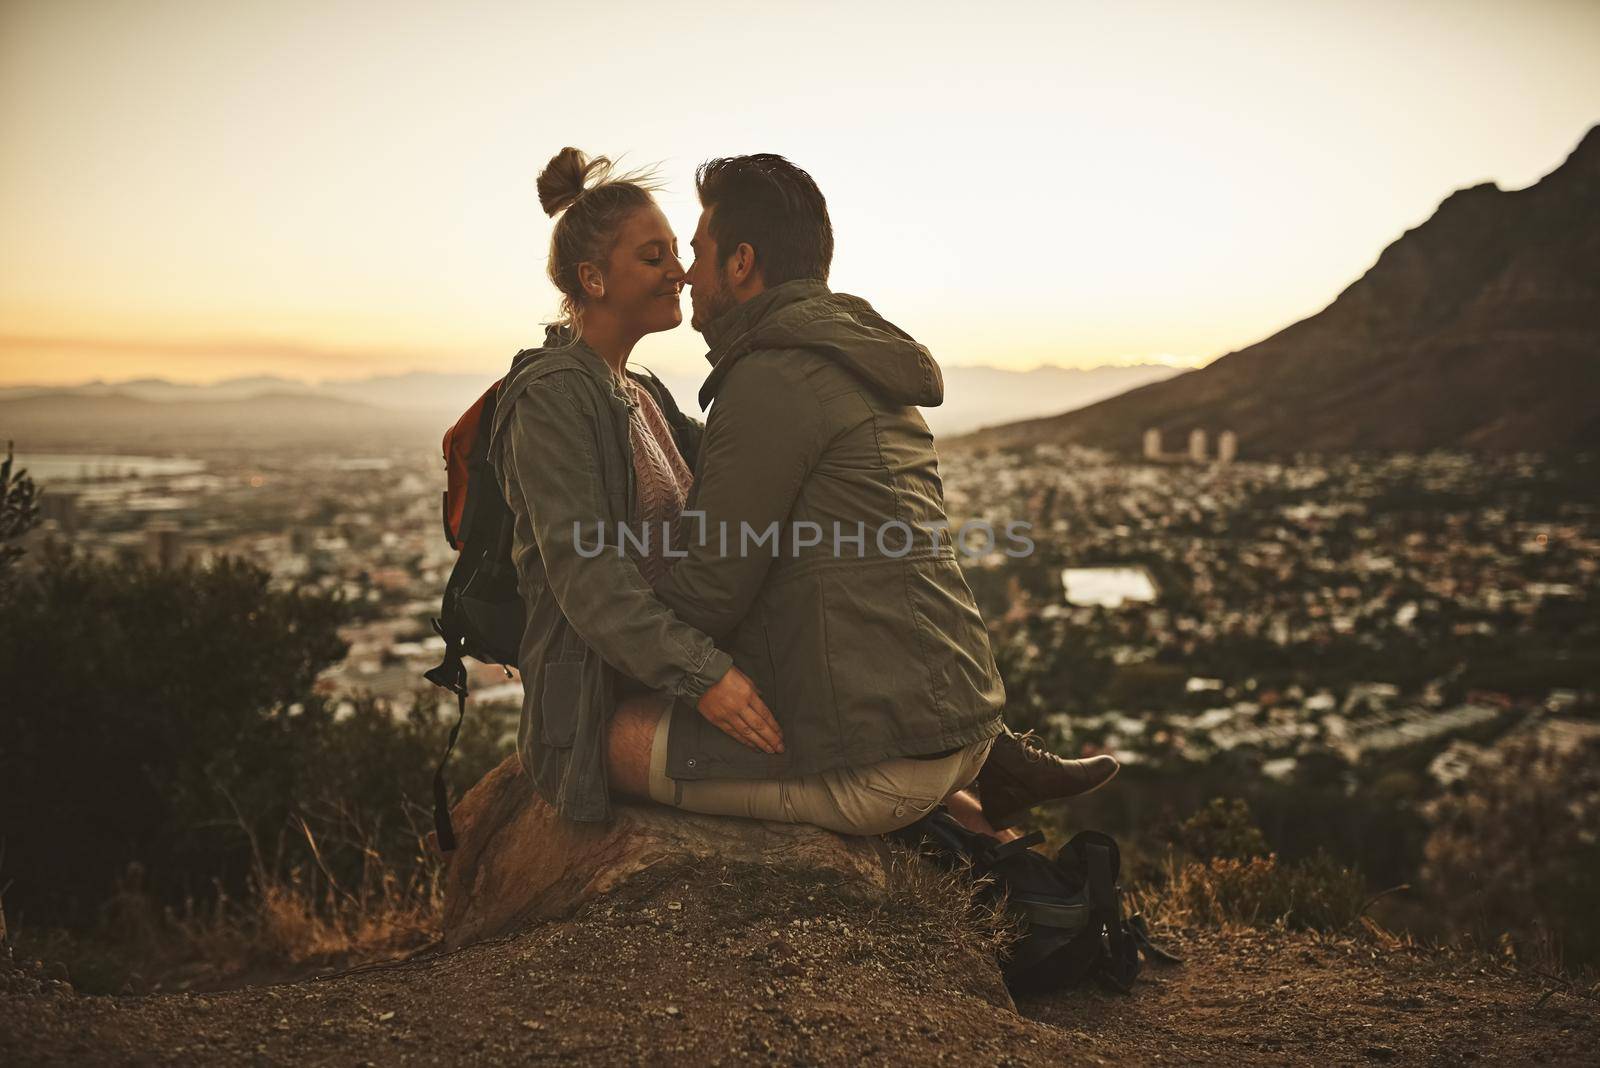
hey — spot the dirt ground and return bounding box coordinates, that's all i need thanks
[2,862,1596,1066]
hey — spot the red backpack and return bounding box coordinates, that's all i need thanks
[423,359,529,851]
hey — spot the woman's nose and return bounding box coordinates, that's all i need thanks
[666,255,686,282]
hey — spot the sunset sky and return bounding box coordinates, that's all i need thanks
[2,0,1598,388]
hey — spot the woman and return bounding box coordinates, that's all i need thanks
[490,148,1074,837]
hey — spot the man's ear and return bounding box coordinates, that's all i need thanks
[726,242,764,293]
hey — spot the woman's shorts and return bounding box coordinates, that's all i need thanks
[646,702,994,836]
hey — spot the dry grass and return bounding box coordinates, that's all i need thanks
[5,814,444,995]
[878,843,1021,964]
[8,792,1407,996]
[174,814,444,979]
[1148,851,1373,933]
[177,861,441,973]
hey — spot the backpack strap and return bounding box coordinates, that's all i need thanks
[1084,839,1140,993]
[1128,913,1184,965]
[973,829,1046,868]
[888,808,992,864]
[422,628,470,853]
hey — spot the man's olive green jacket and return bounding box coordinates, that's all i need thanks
[653,279,1006,786]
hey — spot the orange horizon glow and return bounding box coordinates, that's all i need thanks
[3,0,1598,389]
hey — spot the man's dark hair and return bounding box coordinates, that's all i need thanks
[695,154,833,286]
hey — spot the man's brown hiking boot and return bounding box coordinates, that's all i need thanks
[974,728,1120,829]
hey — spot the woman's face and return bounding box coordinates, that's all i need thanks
[594,202,685,337]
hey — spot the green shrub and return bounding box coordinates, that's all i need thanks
[1422,731,1600,970]
[1170,797,1270,861]
[0,547,513,928]
[1156,797,1369,933]
[1165,850,1370,932]
[0,443,40,599]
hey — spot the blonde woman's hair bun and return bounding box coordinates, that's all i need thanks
[535,148,664,339]
[537,147,615,217]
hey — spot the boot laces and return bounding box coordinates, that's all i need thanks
[1013,730,1051,763]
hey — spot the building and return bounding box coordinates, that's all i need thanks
[1142,427,1238,464]
[1143,428,1163,460]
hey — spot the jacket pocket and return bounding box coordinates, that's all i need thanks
[907,558,1001,709]
[763,571,839,755]
[539,659,585,747]
[818,563,924,746]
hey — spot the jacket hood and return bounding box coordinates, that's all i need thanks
[698,279,944,410]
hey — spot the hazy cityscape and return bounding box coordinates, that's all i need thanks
[957,442,1596,782]
[16,434,1598,811]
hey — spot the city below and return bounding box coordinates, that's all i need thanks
[14,436,1599,804]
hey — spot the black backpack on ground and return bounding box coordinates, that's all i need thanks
[889,810,1179,994]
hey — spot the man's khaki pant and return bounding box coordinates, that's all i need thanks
[647,703,993,836]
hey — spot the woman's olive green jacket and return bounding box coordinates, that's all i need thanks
[489,328,731,823]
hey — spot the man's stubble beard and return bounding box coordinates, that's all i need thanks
[691,272,739,336]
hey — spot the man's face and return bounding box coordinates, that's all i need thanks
[685,206,738,334]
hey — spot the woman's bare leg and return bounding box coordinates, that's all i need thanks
[943,787,1022,842]
[606,696,666,801]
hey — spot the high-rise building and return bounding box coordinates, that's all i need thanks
[1143,428,1163,460]
[1218,430,1239,464]
[1188,428,1208,463]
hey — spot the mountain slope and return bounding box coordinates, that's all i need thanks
[960,125,1600,457]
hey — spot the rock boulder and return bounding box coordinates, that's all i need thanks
[438,755,889,949]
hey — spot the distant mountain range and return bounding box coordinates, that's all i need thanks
[0,362,1181,447]
[958,124,1600,457]
[0,389,418,451]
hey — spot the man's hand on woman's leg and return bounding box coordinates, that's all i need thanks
[696,666,784,755]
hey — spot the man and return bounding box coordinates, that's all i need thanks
[602,154,1117,834]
